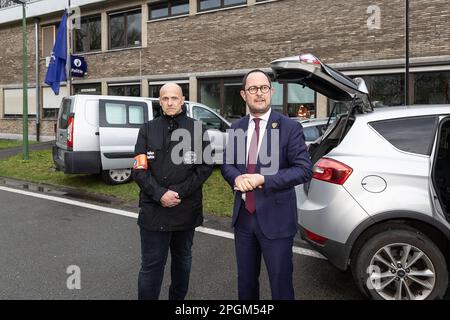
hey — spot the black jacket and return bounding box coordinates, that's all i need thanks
[133,107,214,231]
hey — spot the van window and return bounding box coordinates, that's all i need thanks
[99,99,149,128]
[105,102,127,125]
[59,98,72,129]
[370,116,438,155]
[192,106,223,131]
[129,105,145,124]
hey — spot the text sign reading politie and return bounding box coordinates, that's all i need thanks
[71,55,87,78]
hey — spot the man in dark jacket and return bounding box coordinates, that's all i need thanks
[133,83,213,300]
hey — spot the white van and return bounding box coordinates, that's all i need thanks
[52,95,230,184]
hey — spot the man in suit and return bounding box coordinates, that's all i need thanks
[221,70,313,300]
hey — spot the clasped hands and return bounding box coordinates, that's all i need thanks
[160,190,181,208]
[234,174,265,193]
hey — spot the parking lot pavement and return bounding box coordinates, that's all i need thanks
[0,186,368,300]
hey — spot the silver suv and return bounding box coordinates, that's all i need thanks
[271,54,450,300]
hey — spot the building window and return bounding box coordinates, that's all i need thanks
[415,71,450,104]
[108,83,141,97]
[199,77,316,121]
[3,88,37,118]
[272,82,316,118]
[199,78,245,122]
[74,15,101,53]
[198,0,246,12]
[362,74,405,107]
[73,83,102,95]
[149,82,189,100]
[109,9,141,49]
[149,1,189,20]
[43,86,69,118]
[287,83,315,118]
[42,25,56,58]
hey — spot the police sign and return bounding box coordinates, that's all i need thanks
[71,55,87,78]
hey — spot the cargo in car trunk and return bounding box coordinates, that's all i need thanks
[433,117,450,219]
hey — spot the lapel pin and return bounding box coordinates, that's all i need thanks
[272,122,278,129]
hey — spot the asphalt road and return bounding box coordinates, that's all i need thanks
[0,186,367,300]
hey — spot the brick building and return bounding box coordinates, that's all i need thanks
[0,0,449,141]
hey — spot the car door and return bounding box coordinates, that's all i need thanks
[189,104,230,164]
[98,99,150,170]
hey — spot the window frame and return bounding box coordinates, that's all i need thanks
[73,14,102,54]
[108,8,142,50]
[108,83,142,97]
[99,99,148,128]
[41,24,56,58]
[197,0,247,12]
[148,0,190,20]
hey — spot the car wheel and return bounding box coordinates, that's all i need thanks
[101,168,132,185]
[354,228,448,300]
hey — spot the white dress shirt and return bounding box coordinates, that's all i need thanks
[242,108,272,201]
[246,108,272,162]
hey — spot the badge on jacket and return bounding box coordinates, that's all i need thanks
[147,151,156,160]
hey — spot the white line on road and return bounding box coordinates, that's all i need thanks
[0,185,326,260]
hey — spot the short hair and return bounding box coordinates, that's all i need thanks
[242,69,272,90]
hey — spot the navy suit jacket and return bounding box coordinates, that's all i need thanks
[221,110,313,240]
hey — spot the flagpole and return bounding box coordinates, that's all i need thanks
[66,0,72,96]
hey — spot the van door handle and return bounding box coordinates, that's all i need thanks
[95,132,99,136]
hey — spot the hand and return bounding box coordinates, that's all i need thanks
[234,175,254,193]
[234,174,264,192]
[245,174,265,189]
[160,190,181,208]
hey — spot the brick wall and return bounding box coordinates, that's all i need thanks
[1,0,450,136]
[2,0,450,83]
[0,23,37,85]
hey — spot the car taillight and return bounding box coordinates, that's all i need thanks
[300,53,321,65]
[312,158,353,185]
[67,116,74,149]
[304,228,327,246]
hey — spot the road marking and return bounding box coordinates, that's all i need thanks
[0,186,139,219]
[0,186,326,260]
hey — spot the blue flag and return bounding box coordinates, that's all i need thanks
[45,11,67,95]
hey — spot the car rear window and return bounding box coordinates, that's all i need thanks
[58,98,72,129]
[370,116,438,155]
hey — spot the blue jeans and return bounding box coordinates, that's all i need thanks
[138,227,195,300]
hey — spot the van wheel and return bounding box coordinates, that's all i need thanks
[354,229,448,300]
[101,169,132,185]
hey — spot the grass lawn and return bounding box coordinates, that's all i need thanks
[0,149,234,217]
[0,139,37,150]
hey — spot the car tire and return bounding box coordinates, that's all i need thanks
[354,228,448,300]
[101,168,133,185]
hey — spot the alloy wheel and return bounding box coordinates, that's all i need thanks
[367,243,436,300]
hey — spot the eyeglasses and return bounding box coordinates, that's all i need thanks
[245,85,271,95]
